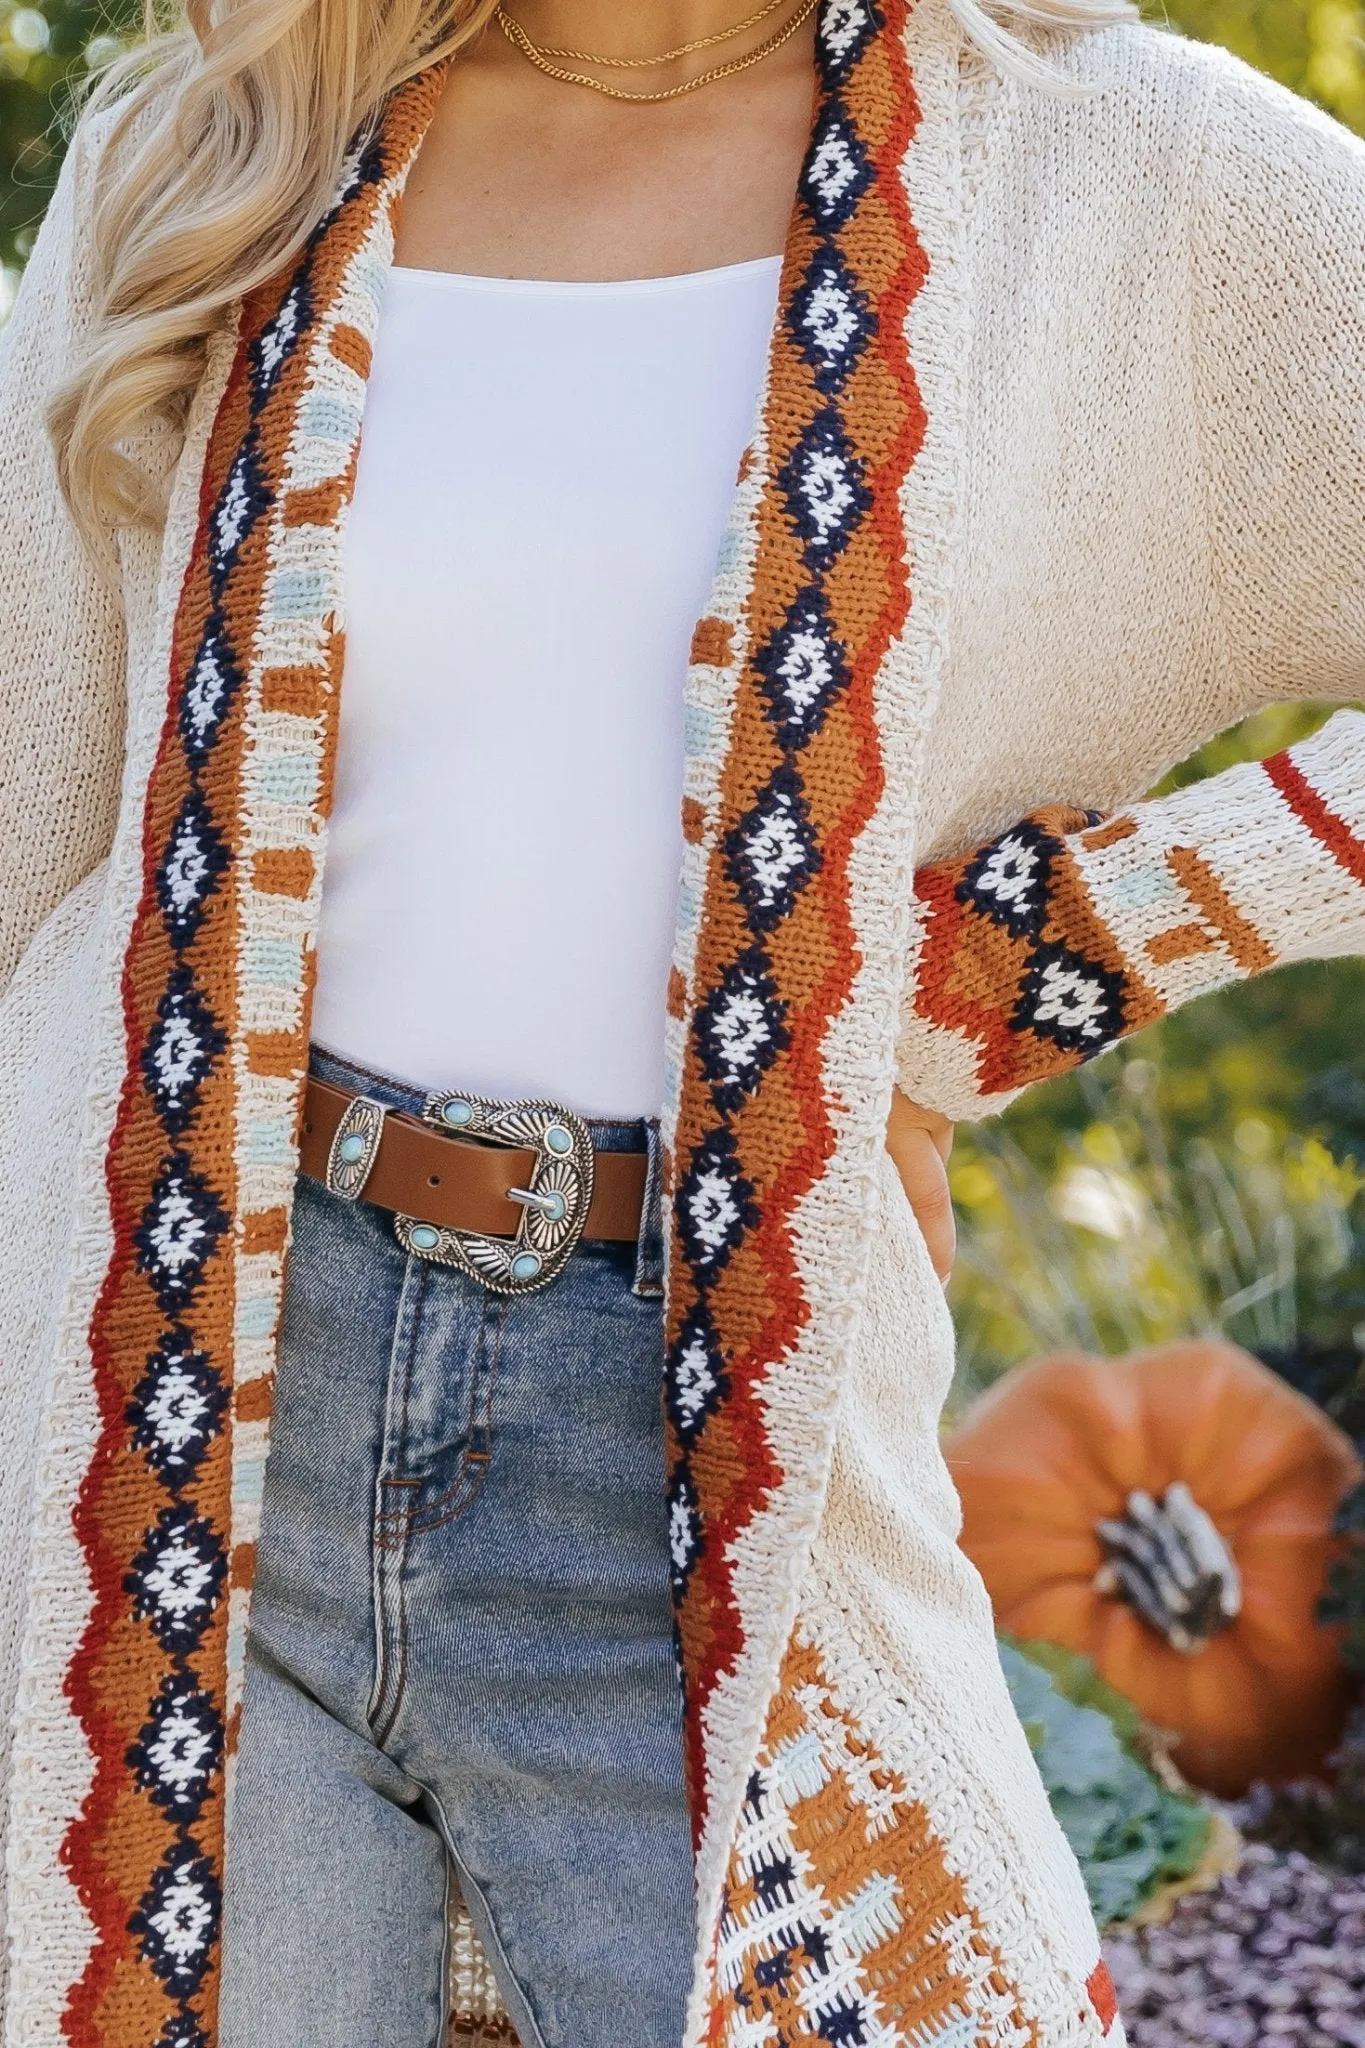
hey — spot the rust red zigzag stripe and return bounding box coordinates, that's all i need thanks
[63,327,256,2048]
[1264,745,1365,889]
[61,126,409,2042]
[675,0,928,1825]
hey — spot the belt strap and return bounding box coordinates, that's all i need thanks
[299,1077,647,1242]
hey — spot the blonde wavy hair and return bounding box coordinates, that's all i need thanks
[51,0,1135,544]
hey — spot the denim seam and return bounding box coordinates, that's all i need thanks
[367,1254,427,1735]
[434,1836,455,2048]
[420,1785,554,2048]
[376,1294,504,1534]
[369,1534,412,1750]
[401,1302,507,1531]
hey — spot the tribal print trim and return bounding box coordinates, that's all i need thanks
[666,0,927,1832]
[906,714,1365,1117]
[910,802,1166,1101]
[706,1624,1125,2046]
[63,74,445,2048]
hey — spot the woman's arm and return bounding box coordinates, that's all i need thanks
[899,711,1365,1122]
[897,57,1365,1126]
[0,118,127,997]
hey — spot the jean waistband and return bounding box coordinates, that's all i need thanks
[306,1045,667,1297]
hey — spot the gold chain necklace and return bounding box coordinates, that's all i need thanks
[532,0,790,67]
[494,0,819,103]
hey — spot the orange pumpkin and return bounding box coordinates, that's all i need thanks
[945,1339,1361,1796]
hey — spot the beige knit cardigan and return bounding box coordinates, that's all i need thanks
[0,3,1362,2043]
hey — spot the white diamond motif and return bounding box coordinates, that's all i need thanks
[145,1858,215,1970]
[800,274,860,363]
[740,797,809,914]
[1030,960,1114,1042]
[673,1332,719,1432]
[794,444,858,550]
[975,834,1043,918]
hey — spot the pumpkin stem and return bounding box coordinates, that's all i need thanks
[1093,1482,1241,1655]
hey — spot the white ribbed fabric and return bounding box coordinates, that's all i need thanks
[312,260,782,1116]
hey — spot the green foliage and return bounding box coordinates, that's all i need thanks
[1158,0,1365,130]
[948,1045,1365,1412]
[999,1636,1213,1926]
[0,0,136,279]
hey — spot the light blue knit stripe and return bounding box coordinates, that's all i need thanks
[244,935,304,988]
[270,567,331,621]
[234,1295,278,1341]
[251,754,319,808]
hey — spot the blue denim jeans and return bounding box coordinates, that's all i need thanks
[219,1050,694,2048]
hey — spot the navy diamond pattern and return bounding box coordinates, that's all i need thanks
[694,949,789,1112]
[130,1834,221,1999]
[667,1462,704,1597]
[678,1128,759,1277]
[156,789,230,953]
[128,1330,229,1490]
[957,819,1061,943]
[665,1302,730,1447]
[156,2017,210,2048]
[207,435,268,590]
[815,0,881,87]
[1013,941,1129,1057]
[156,2017,209,2048]
[248,278,310,408]
[134,1153,229,1315]
[815,1996,871,2045]
[126,1503,227,1655]
[789,245,873,395]
[178,620,242,766]
[725,762,823,935]
[130,1673,224,1824]
[777,408,870,567]
[754,587,851,749]
[800,101,873,232]
[142,966,227,1138]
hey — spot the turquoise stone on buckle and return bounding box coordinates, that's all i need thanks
[393,1092,595,1297]
[324,1095,387,1202]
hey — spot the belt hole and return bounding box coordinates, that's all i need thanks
[428,1174,441,1187]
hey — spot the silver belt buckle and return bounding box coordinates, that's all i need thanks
[393,1093,595,1295]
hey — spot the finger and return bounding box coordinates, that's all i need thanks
[884,1124,957,1283]
[887,1087,954,1165]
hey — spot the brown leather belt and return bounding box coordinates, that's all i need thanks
[299,1077,647,1242]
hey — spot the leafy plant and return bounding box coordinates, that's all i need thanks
[999,1637,1213,1927]
[948,1050,1365,1418]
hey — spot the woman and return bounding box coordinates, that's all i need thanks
[0,0,1361,2040]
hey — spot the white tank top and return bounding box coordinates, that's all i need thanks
[311,257,782,1118]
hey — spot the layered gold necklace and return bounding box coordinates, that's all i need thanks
[494,0,819,102]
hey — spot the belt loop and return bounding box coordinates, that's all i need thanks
[632,1121,666,1299]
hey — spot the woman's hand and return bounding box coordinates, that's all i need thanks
[885,1089,956,1283]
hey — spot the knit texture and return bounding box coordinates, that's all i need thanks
[0,3,1362,2044]
[903,717,1365,1119]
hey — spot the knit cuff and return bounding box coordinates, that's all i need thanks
[897,709,1365,1122]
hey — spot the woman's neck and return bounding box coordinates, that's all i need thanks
[501,0,789,57]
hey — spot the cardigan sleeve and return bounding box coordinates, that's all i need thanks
[896,57,1365,1123]
[897,710,1365,1121]
[1188,57,1365,714]
[0,120,127,998]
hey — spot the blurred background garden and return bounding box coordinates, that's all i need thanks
[3,3,1365,2040]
